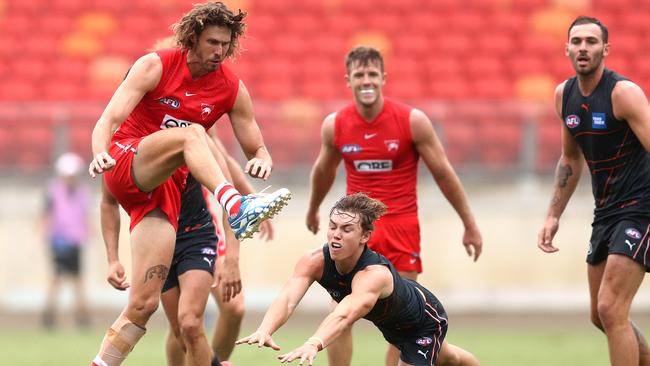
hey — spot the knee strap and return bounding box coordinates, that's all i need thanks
[96,314,146,366]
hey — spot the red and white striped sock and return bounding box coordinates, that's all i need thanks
[214,182,242,217]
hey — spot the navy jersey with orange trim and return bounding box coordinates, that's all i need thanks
[562,69,650,221]
[177,174,215,236]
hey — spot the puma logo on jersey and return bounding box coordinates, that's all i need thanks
[626,239,637,251]
[417,350,429,359]
[203,257,214,267]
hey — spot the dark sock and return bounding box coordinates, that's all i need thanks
[211,354,221,366]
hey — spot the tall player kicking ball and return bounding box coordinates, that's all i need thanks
[89,2,290,366]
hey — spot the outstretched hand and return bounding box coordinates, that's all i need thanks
[278,343,319,365]
[236,331,281,350]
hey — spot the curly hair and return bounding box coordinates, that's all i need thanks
[345,46,384,73]
[172,1,247,58]
[330,193,387,233]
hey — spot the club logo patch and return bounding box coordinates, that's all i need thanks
[416,337,433,346]
[625,228,642,240]
[592,112,607,129]
[341,144,362,154]
[159,97,180,109]
[565,115,580,128]
[201,103,214,120]
[384,139,399,152]
[201,247,216,255]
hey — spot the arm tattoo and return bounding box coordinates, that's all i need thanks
[557,164,573,188]
[144,265,169,283]
[551,164,573,207]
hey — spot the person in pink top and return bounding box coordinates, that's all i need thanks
[41,152,91,330]
[89,2,290,366]
[306,46,482,366]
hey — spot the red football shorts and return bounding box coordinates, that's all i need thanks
[368,214,422,273]
[104,138,187,232]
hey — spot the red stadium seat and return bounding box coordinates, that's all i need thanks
[464,56,505,79]
[429,76,471,100]
[477,117,522,171]
[0,78,39,101]
[438,119,478,165]
[0,14,31,34]
[7,0,42,14]
[536,119,562,171]
[392,34,432,58]
[7,59,49,83]
[40,12,74,36]
[436,33,472,55]
[477,32,516,56]
[470,76,513,99]
[51,0,87,14]
[16,125,54,171]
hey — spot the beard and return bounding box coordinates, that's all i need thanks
[573,52,605,76]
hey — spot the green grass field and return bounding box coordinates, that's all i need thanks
[1,323,610,366]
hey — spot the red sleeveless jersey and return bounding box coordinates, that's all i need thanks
[334,98,418,217]
[113,48,239,141]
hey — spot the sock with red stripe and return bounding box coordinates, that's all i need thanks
[214,182,242,217]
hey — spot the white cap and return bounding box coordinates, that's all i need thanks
[55,152,84,177]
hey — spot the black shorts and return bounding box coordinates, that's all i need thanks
[51,242,81,275]
[587,216,650,272]
[392,285,448,366]
[162,223,218,293]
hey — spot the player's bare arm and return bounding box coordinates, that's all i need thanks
[411,109,483,261]
[99,182,129,291]
[236,249,323,350]
[89,53,162,177]
[277,266,390,365]
[612,80,650,151]
[538,82,584,253]
[228,80,272,180]
[307,113,342,234]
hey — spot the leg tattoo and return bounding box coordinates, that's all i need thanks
[144,265,169,284]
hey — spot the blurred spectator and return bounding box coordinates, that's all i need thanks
[41,152,92,330]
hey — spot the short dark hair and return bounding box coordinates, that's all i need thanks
[330,193,387,233]
[568,16,608,43]
[345,46,385,73]
[173,1,246,58]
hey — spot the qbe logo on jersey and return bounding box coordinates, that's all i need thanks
[353,160,392,172]
[161,114,194,129]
